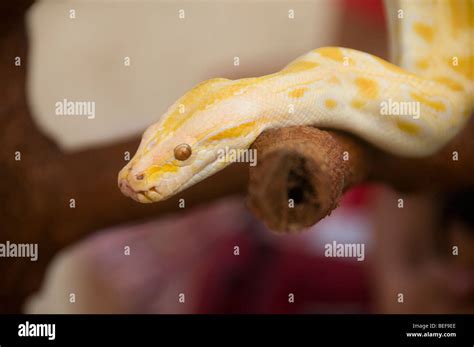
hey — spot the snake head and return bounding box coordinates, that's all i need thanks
[117,126,201,203]
[118,78,263,203]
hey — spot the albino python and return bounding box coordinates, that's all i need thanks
[119,0,473,203]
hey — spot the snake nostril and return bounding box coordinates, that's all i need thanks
[119,179,129,189]
[118,179,133,197]
[136,174,144,180]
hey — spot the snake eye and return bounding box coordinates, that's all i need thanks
[174,143,192,161]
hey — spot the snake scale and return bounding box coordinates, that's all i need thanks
[119,0,473,203]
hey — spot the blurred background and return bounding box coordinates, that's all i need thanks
[3,0,472,313]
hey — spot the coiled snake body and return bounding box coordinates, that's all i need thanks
[119,0,473,203]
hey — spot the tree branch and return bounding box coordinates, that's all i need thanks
[247,127,370,232]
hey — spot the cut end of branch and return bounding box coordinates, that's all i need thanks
[247,126,370,232]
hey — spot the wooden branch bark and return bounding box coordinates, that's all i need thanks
[247,127,371,232]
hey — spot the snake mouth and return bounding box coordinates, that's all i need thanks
[118,179,156,203]
[118,178,179,203]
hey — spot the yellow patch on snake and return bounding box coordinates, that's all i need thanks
[351,99,365,109]
[355,77,379,99]
[317,47,345,63]
[415,58,430,70]
[413,22,434,43]
[433,77,464,92]
[396,120,420,135]
[207,121,257,142]
[197,77,269,112]
[325,99,337,109]
[282,61,320,74]
[410,92,446,112]
[155,78,227,141]
[288,88,308,98]
[145,163,179,181]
